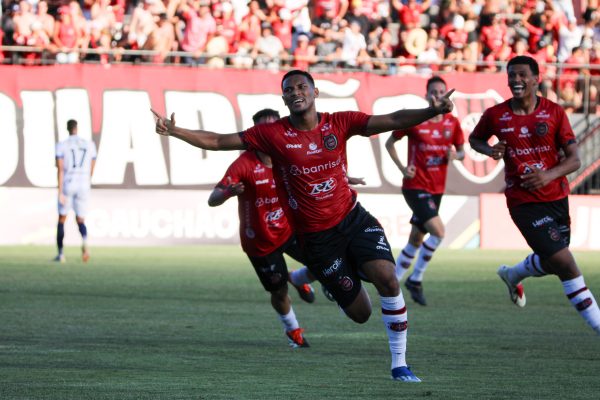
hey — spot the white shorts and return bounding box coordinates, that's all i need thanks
[58,185,90,218]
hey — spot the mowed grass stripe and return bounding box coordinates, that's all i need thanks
[0,246,599,400]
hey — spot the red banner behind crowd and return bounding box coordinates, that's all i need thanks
[0,65,512,195]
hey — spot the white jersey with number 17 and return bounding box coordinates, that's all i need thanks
[55,135,97,191]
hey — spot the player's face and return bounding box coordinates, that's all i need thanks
[507,64,538,99]
[426,81,447,103]
[282,74,318,115]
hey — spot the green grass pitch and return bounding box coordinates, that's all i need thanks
[1,246,599,399]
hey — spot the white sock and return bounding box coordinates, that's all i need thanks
[380,294,408,369]
[289,267,312,285]
[507,253,547,284]
[395,243,417,280]
[409,235,442,282]
[278,307,300,332]
[562,276,600,332]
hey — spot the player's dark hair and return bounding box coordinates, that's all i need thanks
[426,76,447,92]
[281,70,315,90]
[67,119,77,133]
[507,56,539,76]
[252,109,280,124]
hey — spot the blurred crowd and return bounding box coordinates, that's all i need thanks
[1,0,599,111]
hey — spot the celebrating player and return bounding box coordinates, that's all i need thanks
[54,119,97,263]
[385,76,465,306]
[152,70,455,381]
[208,108,317,348]
[469,56,600,334]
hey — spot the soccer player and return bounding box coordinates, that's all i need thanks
[469,55,600,334]
[152,70,455,381]
[385,76,465,306]
[54,119,97,263]
[208,108,317,348]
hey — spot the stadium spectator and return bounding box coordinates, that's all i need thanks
[340,19,371,69]
[54,119,97,264]
[208,108,317,348]
[127,0,157,52]
[311,0,349,23]
[238,0,265,47]
[13,1,36,48]
[36,1,55,39]
[178,0,217,65]
[385,76,465,306]
[291,32,315,69]
[151,69,455,382]
[469,55,600,335]
[142,12,175,63]
[53,5,86,64]
[251,22,286,70]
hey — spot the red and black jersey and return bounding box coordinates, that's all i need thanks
[217,151,292,257]
[241,111,370,233]
[392,114,464,194]
[470,97,575,208]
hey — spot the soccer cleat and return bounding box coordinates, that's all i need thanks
[321,284,335,302]
[391,366,422,382]
[53,254,66,263]
[286,328,309,348]
[82,248,90,263]
[292,282,315,304]
[404,279,427,306]
[497,265,526,307]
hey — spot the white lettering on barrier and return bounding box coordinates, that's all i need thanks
[0,93,18,185]
[93,91,169,185]
[165,91,240,184]
[22,91,57,187]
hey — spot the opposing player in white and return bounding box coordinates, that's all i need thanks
[54,119,97,263]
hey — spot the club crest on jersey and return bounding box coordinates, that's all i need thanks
[339,276,354,291]
[323,134,338,151]
[535,122,548,136]
[548,227,561,241]
[444,129,452,138]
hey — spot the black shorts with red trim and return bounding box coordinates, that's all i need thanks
[248,235,306,292]
[509,197,571,259]
[299,203,395,308]
[402,189,443,233]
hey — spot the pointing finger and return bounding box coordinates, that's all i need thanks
[443,89,456,98]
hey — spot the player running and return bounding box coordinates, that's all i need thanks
[469,55,600,334]
[385,76,465,306]
[208,108,317,348]
[152,70,455,381]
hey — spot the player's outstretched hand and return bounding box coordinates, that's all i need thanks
[430,89,455,114]
[489,140,507,160]
[224,176,245,196]
[151,109,175,136]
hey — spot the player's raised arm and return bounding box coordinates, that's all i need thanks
[151,109,246,151]
[364,89,455,136]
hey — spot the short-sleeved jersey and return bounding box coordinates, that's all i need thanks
[392,114,464,194]
[241,111,370,233]
[470,97,575,208]
[217,151,293,257]
[55,135,97,188]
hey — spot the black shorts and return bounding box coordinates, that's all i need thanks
[402,189,443,233]
[509,198,571,259]
[299,203,395,308]
[248,235,306,292]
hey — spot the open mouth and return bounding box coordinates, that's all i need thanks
[511,85,525,95]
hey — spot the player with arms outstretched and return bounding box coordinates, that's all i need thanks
[152,70,455,380]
